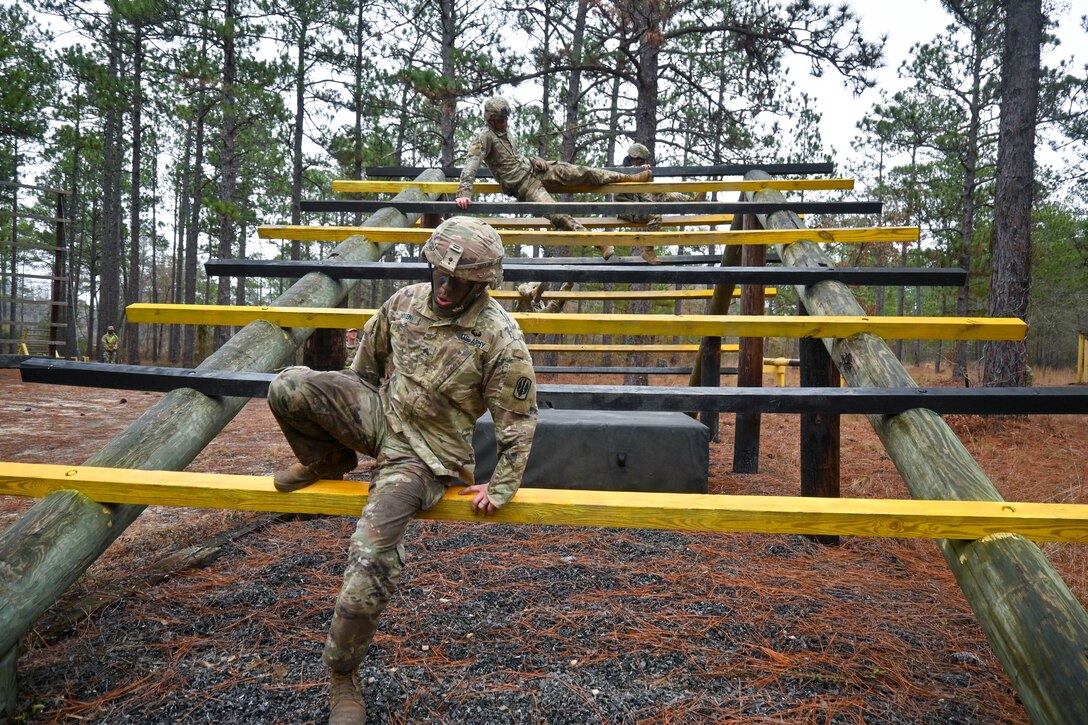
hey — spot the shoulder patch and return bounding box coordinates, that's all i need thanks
[513,376,532,400]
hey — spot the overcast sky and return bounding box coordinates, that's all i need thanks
[805,0,1088,171]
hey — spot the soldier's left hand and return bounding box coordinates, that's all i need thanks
[458,483,497,516]
[531,156,549,173]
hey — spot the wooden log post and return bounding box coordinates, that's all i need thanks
[745,168,1088,723]
[691,210,744,436]
[0,170,446,718]
[799,299,840,546]
[733,214,766,473]
[1078,332,1086,384]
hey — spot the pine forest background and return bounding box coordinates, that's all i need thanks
[1,0,1086,379]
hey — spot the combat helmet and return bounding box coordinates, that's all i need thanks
[422,216,504,289]
[627,143,650,162]
[483,96,511,124]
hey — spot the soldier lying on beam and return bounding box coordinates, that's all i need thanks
[455,96,652,261]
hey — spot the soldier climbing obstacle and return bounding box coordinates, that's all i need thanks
[266,216,538,724]
[514,280,576,313]
[455,96,652,261]
[615,142,706,264]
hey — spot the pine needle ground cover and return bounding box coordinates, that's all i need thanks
[2,368,1085,724]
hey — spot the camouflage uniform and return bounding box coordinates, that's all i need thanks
[615,144,693,231]
[615,143,699,262]
[267,282,537,672]
[514,281,575,314]
[457,119,633,236]
[615,189,695,230]
[102,329,119,364]
[344,328,358,368]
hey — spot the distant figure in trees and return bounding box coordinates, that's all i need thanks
[615,142,706,264]
[514,280,575,313]
[344,327,358,367]
[101,325,119,364]
[266,217,538,724]
[456,96,652,261]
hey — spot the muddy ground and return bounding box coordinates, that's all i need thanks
[1,366,1086,724]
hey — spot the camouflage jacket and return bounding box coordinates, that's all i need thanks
[351,283,537,507]
[457,126,533,199]
[102,333,119,351]
[614,190,693,224]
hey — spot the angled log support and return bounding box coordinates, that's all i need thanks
[0,170,446,718]
[746,169,1088,723]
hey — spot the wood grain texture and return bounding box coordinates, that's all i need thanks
[746,169,1088,723]
[257,224,914,245]
[126,304,1027,341]
[1,463,1086,543]
[330,178,856,194]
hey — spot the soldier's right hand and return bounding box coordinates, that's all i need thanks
[531,156,549,173]
[456,196,471,209]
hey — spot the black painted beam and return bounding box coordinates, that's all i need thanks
[363,163,837,178]
[300,200,882,216]
[204,259,967,287]
[20,360,1088,415]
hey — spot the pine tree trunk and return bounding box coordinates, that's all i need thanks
[126,24,144,364]
[984,0,1042,387]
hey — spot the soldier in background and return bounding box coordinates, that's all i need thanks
[615,142,706,264]
[344,327,358,367]
[267,216,538,724]
[101,325,119,363]
[514,280,576,314]
[456,96,652,261]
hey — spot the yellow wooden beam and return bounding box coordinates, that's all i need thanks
[529,343,740,353]
[257,225,918,247]
[126,303,1028,342]
[491,288,777,301]
[1,462,1085,542]
[331,178,855,195]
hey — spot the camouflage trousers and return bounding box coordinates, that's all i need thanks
[267,367,448,672]
[516,161,630,233]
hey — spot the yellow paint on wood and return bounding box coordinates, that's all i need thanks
[331,178,856,195]
[257,225,917,247]
[126,304,1028,342]
[1,462,1086,542]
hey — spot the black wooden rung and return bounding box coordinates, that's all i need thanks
[300,200,881,216]
[204,259,967,287]
[19,360,1088,415]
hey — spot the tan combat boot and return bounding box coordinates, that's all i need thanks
[598,245,615,260]
[693,191,707,202]
[622,169,652,183]
[329,670,366,724]
[274,448,357,493]
[640,247,661,265]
